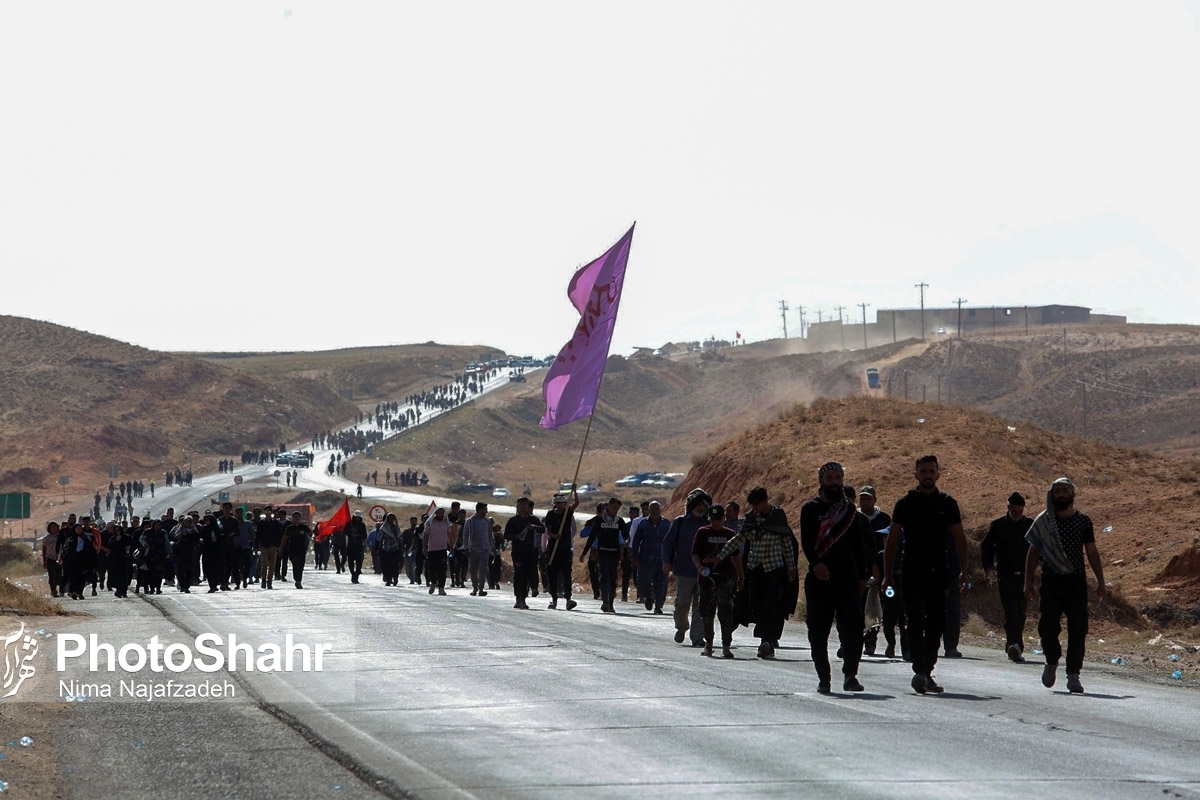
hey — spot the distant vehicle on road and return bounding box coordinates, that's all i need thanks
[936,327,947,335]
[615,472,661,488]
[276,451,313,467]
[642,473,684,489]
[558,482,600,495]
[492,487,511,498]
[509,372,526,383]
[866,367,880,389]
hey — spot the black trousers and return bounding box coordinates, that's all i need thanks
[597,551,620,607]
[805,574,864,681]
[698,577,738,646]
[425,550,447,590]
[289,551,306,586]
[545,552,573,601]
[332,542,347,573]
[998,575,1028,650]
[203,551,225,591]
[380,549,401,584]
[347,547,364,582]
[902,571,947,677]
[749,566,790,643]
[1038,572,1089,674]
[45,560,62,595]
[511,552,538,600]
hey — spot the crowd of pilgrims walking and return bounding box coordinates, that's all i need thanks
[40,455,1107,696]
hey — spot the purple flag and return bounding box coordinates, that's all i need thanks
[540,224,635,430]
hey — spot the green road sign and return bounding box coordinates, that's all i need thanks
[0,492,31,519]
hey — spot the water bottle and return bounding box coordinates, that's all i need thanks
[700,566,712,578]
[884,586,895,598]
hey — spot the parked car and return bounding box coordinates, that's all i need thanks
[615,472,661,488]
[643,473,684,489]
[492,487,511,498]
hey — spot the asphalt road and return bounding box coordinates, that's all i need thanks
[42,565,1198,800]
[37,369,1200,798]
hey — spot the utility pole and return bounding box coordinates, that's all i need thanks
[891,311,897,343]
[859,302,870,350]
[835,305,846,350]
[954,297,967,339]
[816,310,824,324]
[797,306,806,339]
[992,305,997,338]
[916,282,929,340]
[1082,382,1088,438]
[779,300,789,339]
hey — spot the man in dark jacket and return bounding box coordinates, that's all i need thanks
[345,510,369,584]
[982,492,1033,662]
[799,465,876,693]
[281,511,312,589]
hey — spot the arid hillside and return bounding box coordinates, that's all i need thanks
[196,343,507,403]
[672,395,1200,615]
[0,316,359,492]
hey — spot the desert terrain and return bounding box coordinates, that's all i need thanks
[1,314,1198,662]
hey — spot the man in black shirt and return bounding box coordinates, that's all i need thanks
[1023,477,1106,694]
[982,492,1032,662]
[281,512,312,589]
[883,455,969,695]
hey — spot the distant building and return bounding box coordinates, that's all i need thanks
[804,304,1125,350]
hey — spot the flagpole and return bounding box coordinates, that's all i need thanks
[547,414,594,563]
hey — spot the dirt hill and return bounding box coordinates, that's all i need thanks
[673,395,1200,614]
[0,316,353,494]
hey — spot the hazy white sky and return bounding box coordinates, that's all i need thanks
[3,2,1199,357]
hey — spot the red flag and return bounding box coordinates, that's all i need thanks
[314,498,351,542]
[736,331,742,340]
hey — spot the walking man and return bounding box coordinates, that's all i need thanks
[799,464,876,693]
[543,490,579,610]
[505,497,544,609]
[1024,478,1107,694]
[281,511,312,589]
[663,490,712,646]
[423,506,453,596]
[461,502,494,596]
[712,487,798,660]
[883,455,969,694]
[580,497,630,613]
[982,492,1032,662]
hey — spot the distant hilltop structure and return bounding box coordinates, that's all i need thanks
[804,304,1126,351]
